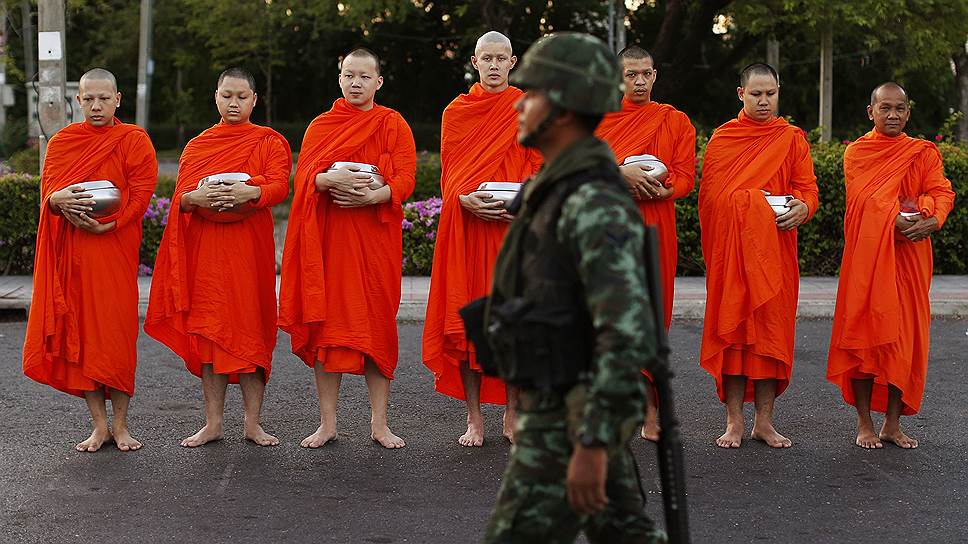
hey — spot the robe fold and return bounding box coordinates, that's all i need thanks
[827,130,955,415]
[596,98,696,329]
[422,84,542,405]
[279,99,416,379]
[23,119,157,397]
[698,111,818,402]
[144,121,291,383]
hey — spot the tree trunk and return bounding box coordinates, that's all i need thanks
[21,0,35,80]
[955,44,968,141]
[264,63,273,126]
[175,65,185,148]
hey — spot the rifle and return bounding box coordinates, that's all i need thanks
[642,225,690,544]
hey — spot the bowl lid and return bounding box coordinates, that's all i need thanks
[622,154,663,166]
[764,195,793,205]
[208,172,251,182]
[478,182,522,191]
[77,180,118,190]
[329,161,380,174]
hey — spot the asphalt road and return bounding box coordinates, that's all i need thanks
[1,318,966,543]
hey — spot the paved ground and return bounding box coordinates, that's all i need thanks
[1,318,966,543]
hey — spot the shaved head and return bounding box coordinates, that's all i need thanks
[475,31,512,55]
[79,68,117,93]
[342,47,381,75]
[871,82,908,105]
[218,67,256,92]
[618,45,652,63]
[740,62,779,87]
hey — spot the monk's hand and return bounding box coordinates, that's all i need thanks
[899,215,939,242]
[620,164,667,200]
[49,185,95,215]
[332,184,391,208]
[776,198,808,231]
[459,192,511,222]
[69,212,115,234]
[316,167,373,195]
[566,444,609,516]
[222,182,262,208]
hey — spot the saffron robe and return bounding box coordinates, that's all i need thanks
[698,111,818,402]
[596,98,696,328]
[279,99,416,379]
[144,121,291,382]
[827,130,955,415]
[23,119,157,397]
[422,84,542,404]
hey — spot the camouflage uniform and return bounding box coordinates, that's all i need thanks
[481,32,667,544]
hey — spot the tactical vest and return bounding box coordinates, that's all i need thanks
[483,160,625,391]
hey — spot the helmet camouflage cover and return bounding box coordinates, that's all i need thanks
[511,31,622,115]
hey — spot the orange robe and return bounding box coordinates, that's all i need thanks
[422,84,542,405]
[23,119,157,397]
[827,130,955,415]
[596,98,696,329]
[144,122,291,383]
[279,99,416,378]
[698,111,818,402]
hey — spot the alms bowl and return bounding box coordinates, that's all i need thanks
[328,161,385,190]
[75,180,122,218]
[477,182,521,210]
[765,194,793,216]
[622,154,670,183]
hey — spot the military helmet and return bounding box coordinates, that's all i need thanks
[511,32,622,115]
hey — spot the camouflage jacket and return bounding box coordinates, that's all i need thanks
[490,135,657,447]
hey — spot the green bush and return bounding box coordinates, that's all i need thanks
[410,151,441,202]
[402,196,441,275]
[7,146,40,176]
[0,174,40,274]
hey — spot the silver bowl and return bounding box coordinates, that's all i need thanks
[477,182,521,210]
[765,194,793,216]
[328,161,385,190]
[197,172,251,189]
[75,180,122,218]
[622,154,669,183]
[899,211,921,218]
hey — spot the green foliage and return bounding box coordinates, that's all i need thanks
[6,146,40,176]
[0,174,39,274]
[154,175,177,199]
[402,196,441,275]
[933,142,968,273]
[139,195,172,275]
[411,152,441,201]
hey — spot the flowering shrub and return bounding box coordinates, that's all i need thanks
[138,195,172,276]
[402,196,442,275]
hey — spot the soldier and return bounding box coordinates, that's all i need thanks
[475,32,667,543]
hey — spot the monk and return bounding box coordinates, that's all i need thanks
[422,31,541,447]
[23,68,157,452]
[698,63,818,449]
[827,82,955,450]
[145,67,291,447]
[596,45,696,441]
[280,48,416,449]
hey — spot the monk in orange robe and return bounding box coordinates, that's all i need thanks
[699,63,818,449]
[145,68,291,447]
[596,45,696,441]
[422,31,541,447]
[23,68,157,452]
[280,48,416,449]
[828,82,955,450]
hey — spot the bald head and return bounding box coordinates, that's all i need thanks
[871,82,908,106]
[618,45,653,63]
[475,31,512,56]
[79,68,118,93]
[342,47,381,75]
[739,62,779,87]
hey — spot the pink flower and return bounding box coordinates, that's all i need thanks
[841,139,850,145]
[935,134,943,142]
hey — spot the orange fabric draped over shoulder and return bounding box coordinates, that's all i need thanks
[827,130,955,415]
[596,98,696,329]
[23,120,157,397]
[279,99,416,379]
[144,122,291,383]
[422,84,542,405]
[698,112,818,402]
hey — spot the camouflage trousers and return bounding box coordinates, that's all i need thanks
[483,386,667,544]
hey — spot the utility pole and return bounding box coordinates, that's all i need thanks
[135,0,153,129]
[21,0,35,81]
[819,25,833,142]
[766,38,780,71]
[607,0,615,52]
[615,0,626,53]
[1,5,8,137]
[37,0,67,170]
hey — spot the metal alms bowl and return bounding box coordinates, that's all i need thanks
[197,172,251,189]
[76,180,122,218]
[622,154,670,183]
[765,194,793,216]
[328,161,386,190]
[477,182,521,210]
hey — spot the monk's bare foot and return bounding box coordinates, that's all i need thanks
[640,420,661,442]
[300,425,337,448]
[112,424,142,452]
[716,423,743,448]
[372,425,405,449]
[180,424,223,448]
[76,427,112,453]
[244,424,280,447]
[751,424,793,448]
[855,425,883,449]
[880,428,918,449]
[458,417,484,447]
[502,410,516,444]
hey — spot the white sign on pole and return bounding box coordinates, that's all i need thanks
[38,31,63,61]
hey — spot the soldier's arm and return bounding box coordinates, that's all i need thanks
[560,183,657,447]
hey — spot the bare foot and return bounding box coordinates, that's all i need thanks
[716,423,743,448]
[244,424,280,447]
[112,424,142,452]
[76,427,112,453]
[180,424,223,448]
[640,420,661,442]
[855,425,883,449]
[458,417,484,447]
[751,424,793,448]
[880,428,918,449]
[300,425,337,448]
[371,425,405,449]
[502,409,516,444]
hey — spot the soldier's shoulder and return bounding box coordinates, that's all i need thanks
[561,175,641,233]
